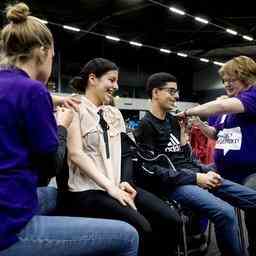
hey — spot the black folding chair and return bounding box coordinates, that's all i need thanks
[237,173,256,256]
[121,132,212,256]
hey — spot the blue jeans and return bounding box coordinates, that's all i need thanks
[0,187,139,256]
[167,179,256,256]
[36,186,58,215]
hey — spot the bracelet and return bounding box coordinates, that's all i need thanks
[184,109,189,117]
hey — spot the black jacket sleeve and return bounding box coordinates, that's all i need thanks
[37,125,67,187]
[152,165,197,186]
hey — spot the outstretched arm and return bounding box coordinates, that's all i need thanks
[178,98,244,118]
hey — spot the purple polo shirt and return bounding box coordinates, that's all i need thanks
[214,86,256,183]
[0,68,58,250]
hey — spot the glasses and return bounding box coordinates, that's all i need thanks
[222,78,238,85]
[158,87,179,96]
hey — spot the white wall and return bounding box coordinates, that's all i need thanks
[115,97,197,111]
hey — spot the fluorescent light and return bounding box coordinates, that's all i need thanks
[129,41,143,47]
[213,61,224,66]
[200,58,209,63]
[226,29,238,35]
[177,52,188,57]
[105,35,120,42]
[63,25,80,32]
[169,7,185,15]
[243,35,254,41]
[160,48,171,54]
[39,19,48,24]
[195,17,209,24]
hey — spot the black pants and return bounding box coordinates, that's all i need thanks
[59,187,182,256]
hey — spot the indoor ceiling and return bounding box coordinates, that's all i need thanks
[0,0,255,73]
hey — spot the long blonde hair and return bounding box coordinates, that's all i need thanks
[0,2,53,66]
[219,56,256,86]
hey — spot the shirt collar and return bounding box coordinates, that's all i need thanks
[0,66,30,78]
[81,96,105,114]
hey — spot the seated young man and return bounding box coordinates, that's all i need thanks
[134,72,256,256]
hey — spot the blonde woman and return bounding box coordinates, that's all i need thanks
[0,3,138,256]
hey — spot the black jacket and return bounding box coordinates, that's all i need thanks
[134,112,214,188]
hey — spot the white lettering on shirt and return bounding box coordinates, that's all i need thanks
[165,133,181,152]
[215,127,242,155]
[220,114,227,124]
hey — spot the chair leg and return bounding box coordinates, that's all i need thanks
[166,200,188,256]
[206,221,212,250]
[180,212,188,256]
[235,208,248,256]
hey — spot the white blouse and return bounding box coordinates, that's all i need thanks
[68,96,126,192]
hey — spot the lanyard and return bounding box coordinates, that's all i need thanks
[98,109,110,159]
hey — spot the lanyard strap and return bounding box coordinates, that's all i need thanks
[98,110,110,159]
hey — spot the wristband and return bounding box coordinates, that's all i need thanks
[184,109,189,117]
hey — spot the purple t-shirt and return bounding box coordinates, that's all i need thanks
[214,86,256,183]
[208,115,221,126]
[0,68,58,250]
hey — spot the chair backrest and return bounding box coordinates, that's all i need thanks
[54,148,69,193]
[121,132,137,184]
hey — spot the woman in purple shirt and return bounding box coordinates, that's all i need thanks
[178,55,256,255]
[0,3,138,256]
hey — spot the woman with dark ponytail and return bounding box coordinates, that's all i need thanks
[0,3,139,256]
[64,57,182,256]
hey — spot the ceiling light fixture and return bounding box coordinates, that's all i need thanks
[160,48,171,53]
[105,35,121,42]
[226,29,238,35]
[195,17,209,24]
[200,58,209,63]
[169,7,185,15]
[177,52,188,57]
[129,41,143,47]
[63,25,80,32]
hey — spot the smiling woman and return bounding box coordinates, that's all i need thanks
[59,58,182,256]
[70,58,118,95]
